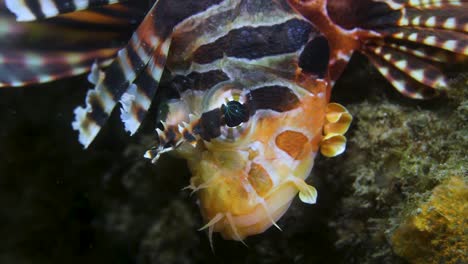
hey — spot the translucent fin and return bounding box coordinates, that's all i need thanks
[0,48,116,88]
[382,27,468,56]
[397,5,468,33]
[380,41,466,63]
[72,1,170,148]
[120,39,172,135]
[365,44,449,90]
[366,52,441,98]
[5,0,126,21]
[291,0,468,99]
[288,177,318,204]
[0,2,144,88]
[73,0,223,147]
[359,0,468,98]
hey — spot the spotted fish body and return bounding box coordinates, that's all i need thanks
[2,0,467,242]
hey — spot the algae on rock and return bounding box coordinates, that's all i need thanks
[324,68,468,263]
[391,176,467,264]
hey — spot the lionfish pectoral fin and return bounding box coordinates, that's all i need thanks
[87,62,105,85]
[5,0,127,21]
[119,38,172,135]
[72,1,173,148]
[291,0,468,99]
[0,1,142,88]
[353,0,468,98]
[74,0,220,147]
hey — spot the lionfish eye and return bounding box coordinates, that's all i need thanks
[221,101,249,127]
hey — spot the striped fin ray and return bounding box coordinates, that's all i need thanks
[364,1,468,33]
[73,0,225,147]
[363,1,468,97]
[394,0,467,8]
[365,52,439,98]
[358,1,468,56]
[380,41,467,63]
[120,39,171,135]
[0,49,116,87]
[366,44,449,89]
[72,11,166,147]
[328,0,468,98]
[51,3,147,29]
[380,27,468,56]
[399,5,468,33]
[0,2,141,88]
[5,0,127,21]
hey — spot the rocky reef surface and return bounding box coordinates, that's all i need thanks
[0,55,466,264]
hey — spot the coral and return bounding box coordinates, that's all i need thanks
[391,176,467,264]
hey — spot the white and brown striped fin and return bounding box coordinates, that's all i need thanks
[357,0,468,98]
[5,0,127,21]
[0,48,117,88]
[370,1,467,97]
[380,41,466,64]
[73,0,226,147]
[119,43,170,135]
[0,1,142,87]
[365,51,442,98]
[292,0,467,99]
[364,44,449,94]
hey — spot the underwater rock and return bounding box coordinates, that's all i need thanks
[321,64,468,263]
[391,176,467,264]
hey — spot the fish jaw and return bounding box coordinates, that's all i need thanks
[187,147,318,241]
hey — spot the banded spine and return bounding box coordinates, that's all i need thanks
[306,0,468,99]
[73,0,227,147]
[0,1,142,88]
[5,0,127,21]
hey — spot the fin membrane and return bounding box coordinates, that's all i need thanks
[72,0,224,147]
[0,2,145,87]
[5,0,128,21]
[119,42,171,135]
[365,0,468,98]
[328,0,468,98]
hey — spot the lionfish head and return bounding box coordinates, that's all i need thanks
[145,66,351,242]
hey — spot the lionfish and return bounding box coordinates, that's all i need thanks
[1,0,467,244]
